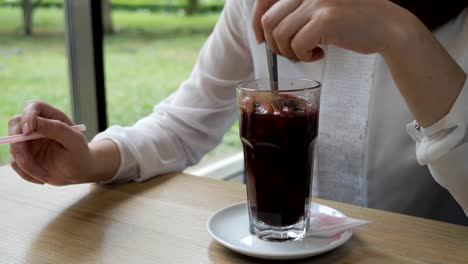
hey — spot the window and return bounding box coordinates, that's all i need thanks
[1,0,244,182]
[102,0,243,181]
[0,1,70,164]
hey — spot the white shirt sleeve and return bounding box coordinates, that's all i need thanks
[407,76,468,215]
[406,76,468,165]
[405,8,468,214]
[92,0,253,183]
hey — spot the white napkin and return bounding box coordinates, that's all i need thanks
[317,47,377,206]
[306,212,371,238]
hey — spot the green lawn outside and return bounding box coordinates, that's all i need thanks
[0,6,242,165]
[0,0,225,12]
[0,0,225,6]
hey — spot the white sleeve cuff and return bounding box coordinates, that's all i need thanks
[91,126,140,184]
[407,75,468,165]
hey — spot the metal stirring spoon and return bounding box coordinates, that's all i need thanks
[265,44,278,92]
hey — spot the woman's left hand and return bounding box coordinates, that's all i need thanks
[252,0,420,62]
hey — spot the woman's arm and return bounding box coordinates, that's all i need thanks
[404,13,468,214]
[92,0,254,183]
[381,16,466,128]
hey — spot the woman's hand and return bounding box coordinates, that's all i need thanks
[253,0,467,128]
[252,0,418,62]
[8,101,119,186]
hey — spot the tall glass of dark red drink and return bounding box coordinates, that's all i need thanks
[237,78,321,241]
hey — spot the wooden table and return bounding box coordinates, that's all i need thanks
[0,165,467,263]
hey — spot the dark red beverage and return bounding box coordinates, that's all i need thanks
[240,95,318,227]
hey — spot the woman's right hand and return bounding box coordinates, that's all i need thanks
[8,101,106,186]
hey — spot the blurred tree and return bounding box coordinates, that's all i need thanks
[21,0,41,35]
[102,0,115,34]
[186,0,199,15]
[20,0,114,35]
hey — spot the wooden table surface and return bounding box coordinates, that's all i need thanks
[0,165,467,263]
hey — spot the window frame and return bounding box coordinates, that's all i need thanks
[64,0,107,140]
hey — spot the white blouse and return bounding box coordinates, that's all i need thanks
[93,0,468,224]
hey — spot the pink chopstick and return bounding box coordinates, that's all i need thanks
[0,124,86,145]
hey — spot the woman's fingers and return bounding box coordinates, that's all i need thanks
[13,149,49,182]
[291,18,329,62]
[272,3,310,60]
[35,117,86,151]
[254,0,323,61]
[10,157,45,185]
[8,117,49,183]
[7,102,82,186]
[261,0,301,56]
[252,0,278,43]
[21,100,74,135]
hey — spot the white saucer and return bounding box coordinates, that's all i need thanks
[207,202,352,260]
